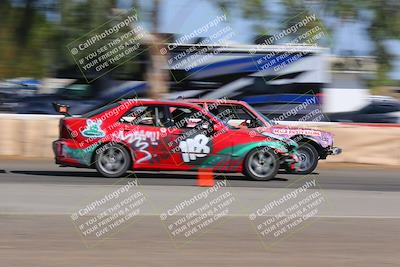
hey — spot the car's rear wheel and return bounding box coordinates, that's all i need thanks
[243,147,279,181]
[95,143,131,178]
[286,142,319,174]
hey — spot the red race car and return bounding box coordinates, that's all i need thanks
[52,99,299,180]
[184,99,342,174]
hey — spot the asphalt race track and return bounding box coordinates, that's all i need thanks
[0,159,399,191]
[0,159,399,266]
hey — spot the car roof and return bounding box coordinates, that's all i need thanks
[182,99,247,105]
[119,98,199,105]
[117,98,220,111]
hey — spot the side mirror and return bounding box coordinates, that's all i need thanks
[52,103,70,116]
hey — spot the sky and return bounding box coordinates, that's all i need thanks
[31,0,400,79]
[14,0,400,79]
[148,0,400,79]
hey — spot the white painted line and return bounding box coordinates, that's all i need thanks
[1,212,399,219]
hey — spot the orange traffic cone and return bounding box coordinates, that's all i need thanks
[197,168,214,187]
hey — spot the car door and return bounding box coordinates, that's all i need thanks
[116,104,174,170]
[164,105,233,171]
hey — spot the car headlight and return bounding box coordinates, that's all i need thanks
[321,133,333,147]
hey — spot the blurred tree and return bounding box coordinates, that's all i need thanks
[280,0,330,45]
[281,0,400,87]
[55,0,117,69]
[366,0,400,87]
[134,0,271,98]
[214,0,269,35]
[145,0,271,98]
[0,0,55,78]
[145,0,169,99]
[3,0,398,91]
[55,0,167,98]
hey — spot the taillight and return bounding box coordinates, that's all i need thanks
[56,142,63,156]
[59,120,70,139]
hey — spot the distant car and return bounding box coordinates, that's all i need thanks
[185,99,341,174]
[0,79,39,112]
[53,99,299,181]
[328,97,400,123]
[13,78,147,115]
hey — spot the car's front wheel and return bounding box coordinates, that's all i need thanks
[243,147,279,181]
[95,143,131,178]
[287,142,319,174]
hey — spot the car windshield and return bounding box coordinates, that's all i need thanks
[207,102,274,128]
[243,104,275,126]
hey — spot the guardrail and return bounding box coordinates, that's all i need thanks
[0,114,399,165]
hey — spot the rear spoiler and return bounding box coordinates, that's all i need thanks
[52,102,71,116]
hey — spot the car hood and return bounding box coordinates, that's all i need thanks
[256,124,334,148]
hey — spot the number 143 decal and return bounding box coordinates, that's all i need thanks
[179,134,210,162]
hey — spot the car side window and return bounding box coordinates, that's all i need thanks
[224,105,252,120]
[209,105,263,128]
[208,104,261,128]
[369,103,399,114]
[121,105,169,127]
[169,106,210,129]
[208,105,249,121]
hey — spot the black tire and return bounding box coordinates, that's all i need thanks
[287,142,319,174]
[243,147,279,181]
[94,143,131,178]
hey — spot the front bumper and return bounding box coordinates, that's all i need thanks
[327,146,342,156]
[280,152,300,171]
